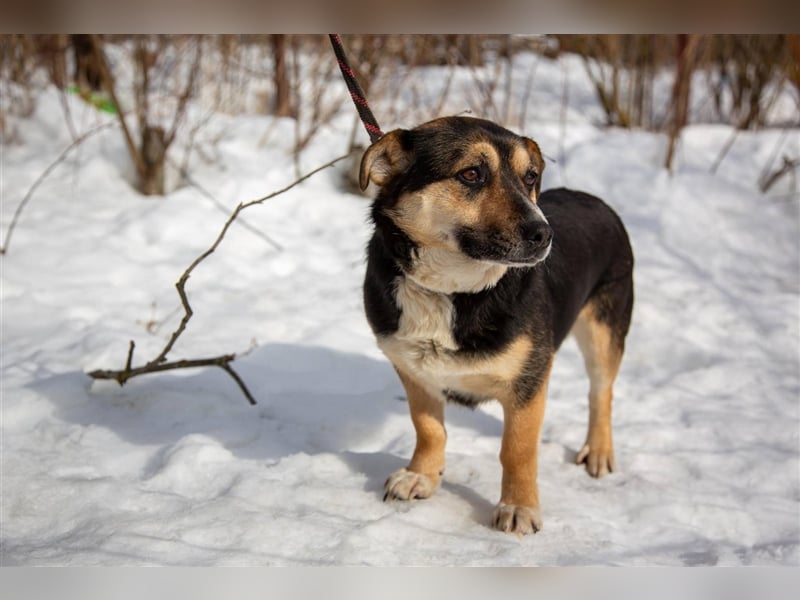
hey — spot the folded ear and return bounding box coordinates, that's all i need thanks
[524,137,545,194]
[359,129,412,191]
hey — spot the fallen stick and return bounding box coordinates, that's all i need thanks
[87,152,352,405]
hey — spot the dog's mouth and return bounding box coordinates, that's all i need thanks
[497,241,552,266]
[456,226,552,267]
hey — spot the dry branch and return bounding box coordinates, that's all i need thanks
[89,34,148,185]
[759,156,799,193]
[168,155,283,252]
[87,152,351,405]
[1,121,114,255]
[88,341,257,405]
[665,35,701,172]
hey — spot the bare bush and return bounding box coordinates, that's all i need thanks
[89,34,204,196]
[703,35,794,129]
[3,34,794,186]
[665,34,701,171]
[0,35,42,141]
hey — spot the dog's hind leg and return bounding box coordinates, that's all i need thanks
[384,369,446,501]
[571,278,632,478]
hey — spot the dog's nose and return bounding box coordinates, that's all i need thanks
[521,220,553,251]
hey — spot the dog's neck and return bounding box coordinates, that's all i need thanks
[372,208,507,295]
[406,246,508,295]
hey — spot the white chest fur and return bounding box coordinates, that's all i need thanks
[376,274,534,404]
[376,245,507,379]
[376,276,459,398]
[378,274,501,403]
[406,246,508,295]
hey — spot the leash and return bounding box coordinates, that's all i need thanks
[328,34,384,144]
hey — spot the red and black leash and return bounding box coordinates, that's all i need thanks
[328,34,384,144]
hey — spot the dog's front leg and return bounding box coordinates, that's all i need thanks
[494,366,551,534]
[384,369,446,501]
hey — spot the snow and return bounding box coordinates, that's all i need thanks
[2,46,799,566]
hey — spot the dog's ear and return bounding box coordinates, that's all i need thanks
[359,129,412,191]
[524,137,545,194]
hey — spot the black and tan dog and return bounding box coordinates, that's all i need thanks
[360,116,633,534]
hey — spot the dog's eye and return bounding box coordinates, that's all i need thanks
[523,170,538,187]
[457,168,483,185]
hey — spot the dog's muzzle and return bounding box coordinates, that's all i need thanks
[456,220,553,266]
[517,220,553,264]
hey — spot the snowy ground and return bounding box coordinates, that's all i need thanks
[2,48,799,565]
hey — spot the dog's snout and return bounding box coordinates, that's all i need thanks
[522,220,553,251]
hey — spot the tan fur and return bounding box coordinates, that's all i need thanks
[386,182,511,294]
[511,144,535,181]
[388,183,482,248]
[454,141,500,173]
[456,335,534,398]
[384,332,540,515]
[493,359,552,533]
[524,137,545,192]
[378,274,533,403]
[384,138,543,253]
[383,369,447,500]
[571,302,622,477]
[365,118,626,535]
[366,134,548,296]
[359,130,411,190]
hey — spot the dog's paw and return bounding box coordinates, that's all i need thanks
[492,503,542,535]
[575,439,615,478]
[383,468,438,501]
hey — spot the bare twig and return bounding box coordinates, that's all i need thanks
[1,121,114,255]
[517,53,539,132]
[87,152,351,405]
[167,155,284,251]
[89,34,148,184]
[431,61,457,121]
[164,37,202,148]
[151,153,347,366]
[759,156,799,193]
[124,340,135,372]
[56,85,79,141]
[88,348,257,406]
[757,128,792,184]
[501,35,514,126]
[465,55,500,121]
[665,35,701,172]
[709,127,741,174]
[176,107,215,179]
[136,301,182,335]
[558,57,569,187]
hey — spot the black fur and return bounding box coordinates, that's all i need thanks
[384,118,540,196]
[363,117,634,531]
[362,117,633,408]
[442,388,488,409]
[362,231,403,337]
[536,188,634,347]
[364,188,633,406]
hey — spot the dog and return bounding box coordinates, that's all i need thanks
[359,116,634,534]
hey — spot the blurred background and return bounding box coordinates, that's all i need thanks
[2,34,798,195]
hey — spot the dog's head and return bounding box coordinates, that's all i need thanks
[361,117,551,292]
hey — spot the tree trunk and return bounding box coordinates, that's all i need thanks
[36,35,68,88]
[71,34,102,91]
[271,34,294,117]
[140,125,166,195]
[788,34,800,97]
[665,34,700,171]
